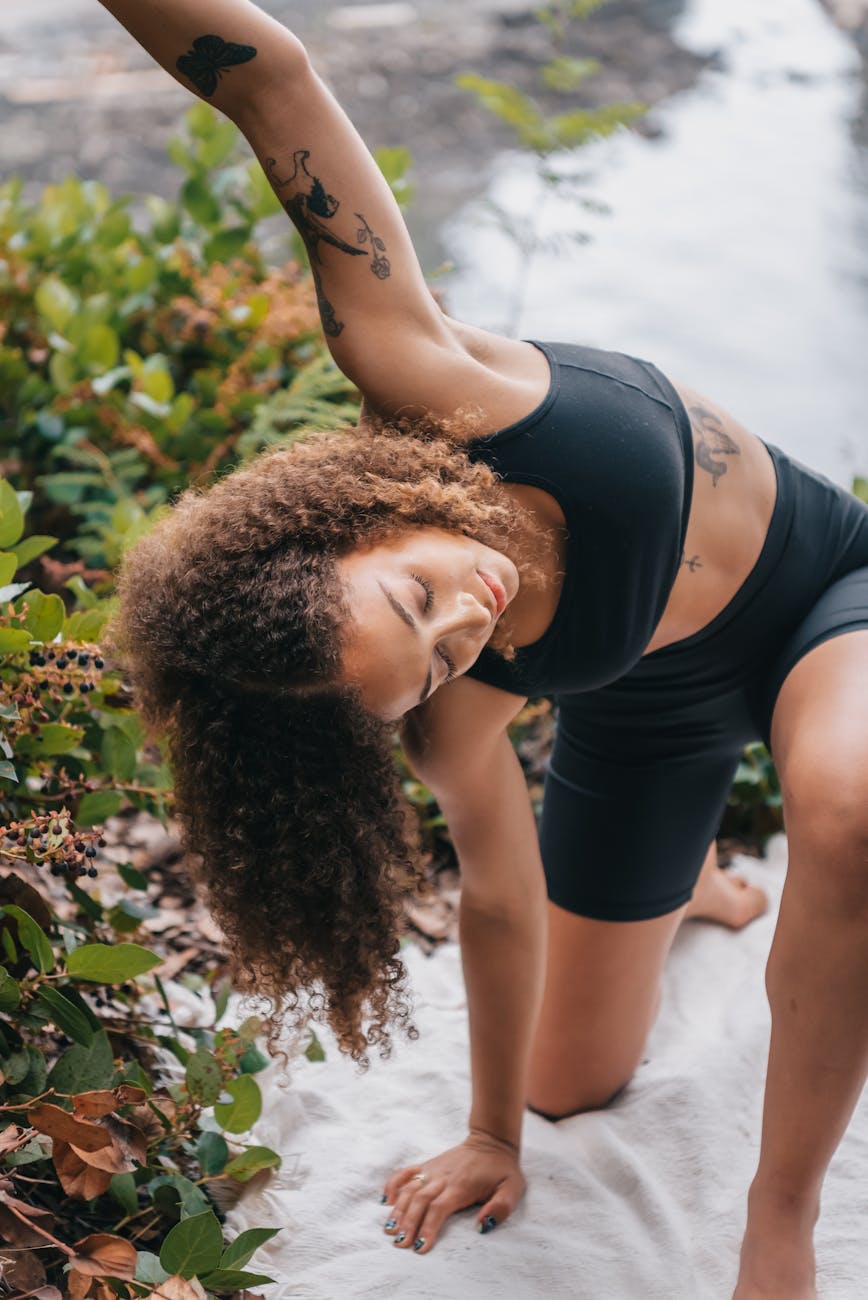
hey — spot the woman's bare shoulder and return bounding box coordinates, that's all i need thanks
[358,320,553,438]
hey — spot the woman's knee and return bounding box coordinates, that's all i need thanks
[526,1071,635,1122]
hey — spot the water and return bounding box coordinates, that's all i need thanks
[442,0,868,486]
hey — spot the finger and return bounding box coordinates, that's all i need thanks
[410,1191,464,1254]
[381,1164,424,1206]
[388,1180,444,1246]
[475,1169,526,1236]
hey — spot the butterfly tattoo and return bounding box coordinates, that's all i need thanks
[176,34,258,99]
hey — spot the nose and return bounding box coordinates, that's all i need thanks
[439,590,491,639]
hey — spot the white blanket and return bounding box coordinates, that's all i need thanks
[226,835,868,1299]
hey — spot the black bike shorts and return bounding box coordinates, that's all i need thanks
[538,440,868,921]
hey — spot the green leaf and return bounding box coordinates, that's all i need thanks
[21,590,65,642]
[852,475,868,504]
[204,226,251,265]
[304,1028,326,1062]
[101,727,137,782]
[0,628,31,654]
[150,1172,210,1220]
[200,1269,275,1292]
[110,1171,138,1216]
[159,1208,223,1279]
[219,1226,280,1270]
[374,146,415,209]
[35,984,94,1046]
[185,1048,222,1106]
[135,1251,170,1286]
[238,1043,269,1074]
[76,789,124,826]
[541,55,600,92]
[34,275,78,332]
[0,552,16,585]
[0,1048,31,1085]
[67,942,162,984]
[0,967,20,1012]
[20,722,83,757]
[11,535,57,570]
[80,322,120,371]
[213,1074,261,1133]
[194,1129,229,1176]
[0,480,24,549]
[0,760,19,784]
[223,1145,281,1183]
[46,1029,116,1093]
[1,905,54,974]
[117,861,148,891]
[180,176,221,226]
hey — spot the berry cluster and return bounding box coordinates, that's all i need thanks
[0,811,107,880]
[27,643,106,698]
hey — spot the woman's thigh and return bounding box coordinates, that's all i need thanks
[526,884,694,1120]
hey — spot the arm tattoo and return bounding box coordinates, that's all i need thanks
[265,150,392,337]
[176,35,257,98]
[681,553,703,572]
[688,404,740,487]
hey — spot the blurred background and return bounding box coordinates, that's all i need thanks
[1,0,866,482]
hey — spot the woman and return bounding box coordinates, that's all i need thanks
[100,2,868,1296]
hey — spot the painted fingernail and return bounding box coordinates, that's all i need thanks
[395,1232,407,1245]
[413,1237,426,1252]
[380,1194,389,1204]
[384,1218,397,1230]
[478,1215,497,1234]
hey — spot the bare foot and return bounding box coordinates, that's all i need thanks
[685,865,768,929]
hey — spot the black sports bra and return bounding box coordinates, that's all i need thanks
[463,339,694,697]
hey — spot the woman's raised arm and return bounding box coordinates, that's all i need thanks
[97,0,468,412]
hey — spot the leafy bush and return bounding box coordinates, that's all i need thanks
[0,100,360,575]
[0,483,295,1295]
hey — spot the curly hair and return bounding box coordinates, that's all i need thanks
[104,411,548,1067]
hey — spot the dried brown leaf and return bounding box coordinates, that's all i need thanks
[0,1244,46,1289]
[0,1124,22,1154]
[72,1090,118,1119]
[52,1143,113,1199]
[70,1232,137,1280]
[146,1277,207,1300]
[28,1104,111,1153]
[114,1084,147,1107]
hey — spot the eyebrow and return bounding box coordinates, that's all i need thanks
[377,580,432,705]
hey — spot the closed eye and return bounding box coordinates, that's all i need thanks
[437,644,457,685]
[411,573,433,614]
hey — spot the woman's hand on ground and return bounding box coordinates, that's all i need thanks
[379,1130,526,1254]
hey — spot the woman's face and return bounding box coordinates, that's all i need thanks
[335,526,519,720]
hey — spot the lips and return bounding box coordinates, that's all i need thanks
[478,571,507,617]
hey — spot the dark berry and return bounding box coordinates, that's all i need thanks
[62,682,73,694]
[94,656,105,669]
[50,864,63,876]
[79,683,88,695]
[74,841,84,852]
[52,822,61,834]
[87,866,97,877]
[98,837,106,847]
[77,651,89,665]
[56,657,68,669]
[85,845,96,858]
[47,650,55,661]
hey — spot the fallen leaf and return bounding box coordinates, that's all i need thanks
[0,1244,46,1289]
[52,1143,113,1199]
[28,1104,111,1153]
[72,1090,118,1119]
[70,1232,137,1280]
[0,1124,22,1154]
[146,1277,207,1299]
